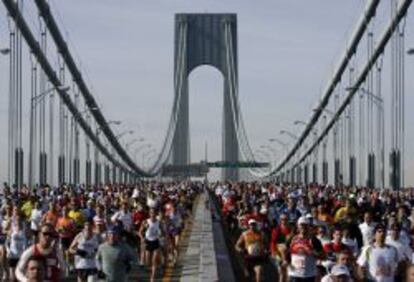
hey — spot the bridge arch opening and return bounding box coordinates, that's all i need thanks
[188,65,223,180]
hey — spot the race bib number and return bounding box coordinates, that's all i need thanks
[247,243,261,256]
[291,254,306,270]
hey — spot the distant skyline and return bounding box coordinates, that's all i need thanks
[0,1,413,184]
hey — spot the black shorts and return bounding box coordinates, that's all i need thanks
[244,255,266,269]
[60,237,73,249]
[145,239,160,252]
[77,268,97,279]
[7,258,19,268]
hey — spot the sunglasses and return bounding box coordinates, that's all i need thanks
[41,231,55,237]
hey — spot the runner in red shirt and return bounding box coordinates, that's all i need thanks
[16,223,65,282]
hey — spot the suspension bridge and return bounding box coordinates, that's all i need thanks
[1,0,414,281]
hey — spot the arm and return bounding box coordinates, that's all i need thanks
[95,245,103,271]
[138,221,146,240]
[356,246,368,281]
[110,211,119,223]
[68,233,81,255]
[235,233,245,253]
[15,247,33,282]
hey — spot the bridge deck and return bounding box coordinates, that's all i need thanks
[131,192,219,281]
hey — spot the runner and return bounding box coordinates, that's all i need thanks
[15,223,65,282]
[96,225,136,282]
[69,220,100,282]
[286,216,324,282]
[235,218,267,282]
[357,224,401,281]
[139,208,162,282]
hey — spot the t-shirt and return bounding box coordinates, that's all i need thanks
[111,211,133,232]
[359,222,376,246]
[96,242,136,282]
[357,244,399,282]
[56,217,75,239]
[288,236,323,278]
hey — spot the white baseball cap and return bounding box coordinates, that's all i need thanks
[248,219,258,225]
[331,265,350,277]
[297,216,310,225]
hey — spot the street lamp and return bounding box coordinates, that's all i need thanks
[134,144,152,162]
[407,48,414,55]
[260,144,278,169]
[0,48,10,55]
[126,138,139,152]
[294,120,307,126]
[312,107,334,116]
[28,85,70,187]
[346,86,384,189]
[280,130,299,140]
[116,130,134,140]
[31,85,70,104]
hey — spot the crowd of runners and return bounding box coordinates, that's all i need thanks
[2,179,414,282]
[213,183,414,282]
[0,181,201,282]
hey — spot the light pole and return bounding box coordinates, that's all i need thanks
[142,148,156,168]
[312,108,343,186]
[268,138,289,181]
[28,85,69,188]
[125,138,139,153]
[280,130,300,183]
[134,143,152,163]
[260,145,277,170]
[112,130,133,183]
[140,145,154,165]
[346,86,384,189]
[93,120,121,186]
[293,120,316,185]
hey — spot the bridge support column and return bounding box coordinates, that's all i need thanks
[322,161,328,184]
[390,150,400,189]
[85,160,91,186]
[349,156,356,187]
[367,154,375,188]
[312,162,317,184]
[95,161,101,186]
[39,152,47,186]
[334,159,340,186]
[104,164,110,185]
[304,163,309,185]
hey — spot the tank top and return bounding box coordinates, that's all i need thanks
[289,236,317,278]
[243,230,263,256]
[145,219,161,241]
[7,230,27,258]
[75,233,100,269]
[33,245,60,282]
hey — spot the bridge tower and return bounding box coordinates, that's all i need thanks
[172,14,239,181]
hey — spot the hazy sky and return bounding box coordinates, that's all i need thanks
[0,0,413,185]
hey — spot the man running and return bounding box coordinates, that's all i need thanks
[15,223,65,282]
[235,219,266,282]
[357,224,401,282]
[96,225,135,282]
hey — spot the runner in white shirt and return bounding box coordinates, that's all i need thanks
[111,202,133,232]
[359,212,376,247]
[69,221,101,282]
[29,201,43,241]
[6,217,28,281]
[139,208,162,282]
[385,223,412,262]
[357,224,401,282]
